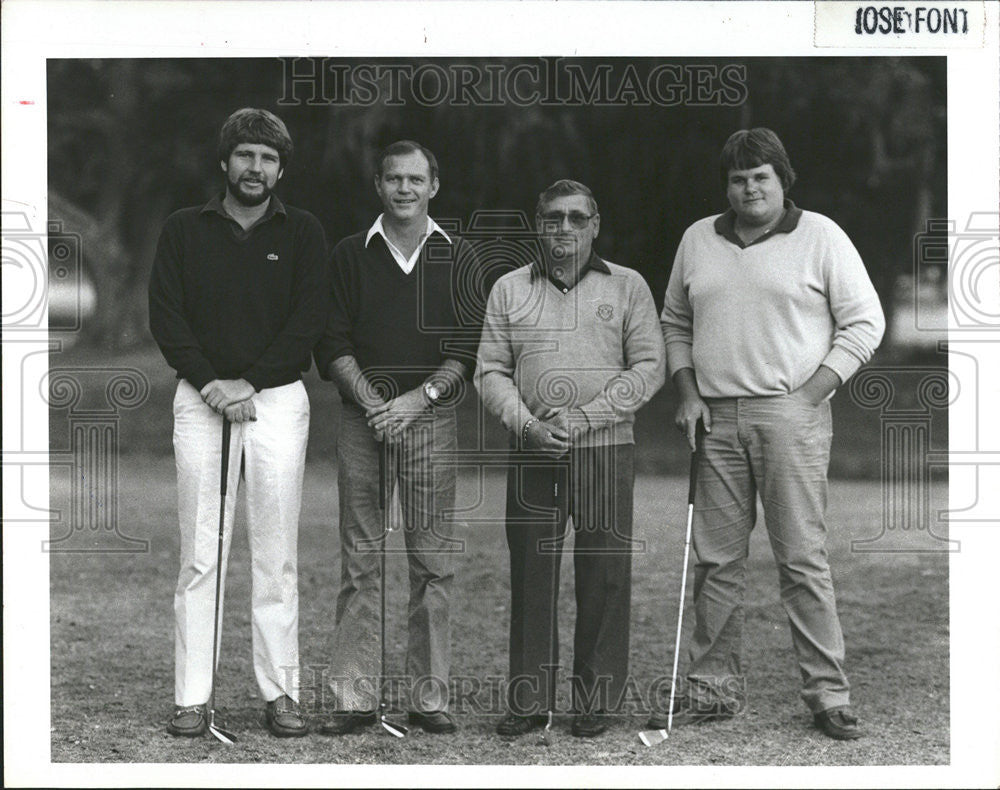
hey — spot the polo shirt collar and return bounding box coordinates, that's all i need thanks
[364,214,452,248]
[201,193,287,223]
[530,250,610,284]
[714,198,802,248]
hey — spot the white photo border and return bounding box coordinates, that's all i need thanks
[2,1,998,787]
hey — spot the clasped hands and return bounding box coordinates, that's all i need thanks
[365,387,430,442]
[200,378,257,423]
[523,407,588,456]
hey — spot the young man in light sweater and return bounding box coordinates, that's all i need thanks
[655,128,885,740]
[477,180,665,738]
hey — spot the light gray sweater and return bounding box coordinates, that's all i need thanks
[661,208,885,398]
[476,258,666,447]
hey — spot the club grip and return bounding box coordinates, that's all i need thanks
[220,418,231,497]
[377,441,386,511]
[686,420,704,505]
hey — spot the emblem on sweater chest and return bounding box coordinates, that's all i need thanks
[597,303,614,321]
[267,253,279,261]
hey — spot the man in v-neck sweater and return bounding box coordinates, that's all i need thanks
[656,128,885,741]
[476,180,666,738]
[313,141,481,736]
[149,108,327,739]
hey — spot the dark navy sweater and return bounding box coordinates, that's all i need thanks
[313,229,488,402]
[148,195,329,391]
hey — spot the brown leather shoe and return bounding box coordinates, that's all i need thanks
[647,695,738,729]
[571,712,609,738]
[496,713,547,736]
[318,710,377,736]
[408,710,458,734]
[644,693,686,729]
[167,704,208,737]
[265,695,308,737]
[813,706,862,740]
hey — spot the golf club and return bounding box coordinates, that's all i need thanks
[208,417,237,745]
[377,439,408,739]
[537,465,562,747]
[639,420,704,748]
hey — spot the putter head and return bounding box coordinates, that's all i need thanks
[638,728,669,747]
[207,711,237,745]
[380,714,408,738]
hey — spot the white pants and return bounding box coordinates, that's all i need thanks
[172,379,308,706]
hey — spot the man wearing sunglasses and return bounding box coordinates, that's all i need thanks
[476,179,665,738]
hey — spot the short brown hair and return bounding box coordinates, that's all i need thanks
[218,108,293,168]
[720,128,796,191]
[375,140,439,181]
[535,179,599,217]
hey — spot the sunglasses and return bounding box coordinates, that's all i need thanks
[537,211,597,230]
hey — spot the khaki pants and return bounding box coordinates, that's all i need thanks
[686,394,850,714]
[172,379,308,706]
[328,404,458,713]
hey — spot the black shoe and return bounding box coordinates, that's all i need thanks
[645,693,686,729]
[496,713,548,736]
[647,696,737,729]
[318,710,377,736]
[571,712,609,738]
[167,704,208,737]
[813,706,862,740]
[407,710,458,734]
[265,695,309,737]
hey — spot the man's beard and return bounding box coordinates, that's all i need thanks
[228,173,272,207]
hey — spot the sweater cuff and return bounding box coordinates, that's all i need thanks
[501,400,531,436]
[820,345,862,384]
[242,368,266,393]
[665,342,695,378]
[576,401,607,429]
[314,348,354,382]
[185,360,219,393]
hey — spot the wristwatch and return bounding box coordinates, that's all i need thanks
[423,380,442,408]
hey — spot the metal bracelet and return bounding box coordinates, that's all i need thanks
[521,417,539,448]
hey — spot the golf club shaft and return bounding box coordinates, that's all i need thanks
[378,440,388,718]
[209,418,231,725]
[668,421,702,732]
[546,467,561,725]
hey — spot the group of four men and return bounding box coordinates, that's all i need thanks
[149,108,884,744]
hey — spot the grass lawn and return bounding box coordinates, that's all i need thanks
[50,457,948,766]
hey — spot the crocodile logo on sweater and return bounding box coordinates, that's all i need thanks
[267,253,279,261]
[597,304,614,321]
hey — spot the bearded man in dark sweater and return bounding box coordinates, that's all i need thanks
[313,140,480,735]
[149,108,328,739]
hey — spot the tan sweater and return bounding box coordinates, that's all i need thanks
[660,207,885,398]
[476,258,666,447]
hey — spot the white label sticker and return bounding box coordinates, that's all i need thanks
[815,1,986,47]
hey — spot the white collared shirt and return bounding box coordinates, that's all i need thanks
[365,214,452,274]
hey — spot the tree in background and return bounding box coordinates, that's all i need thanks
[47,57,944,350]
